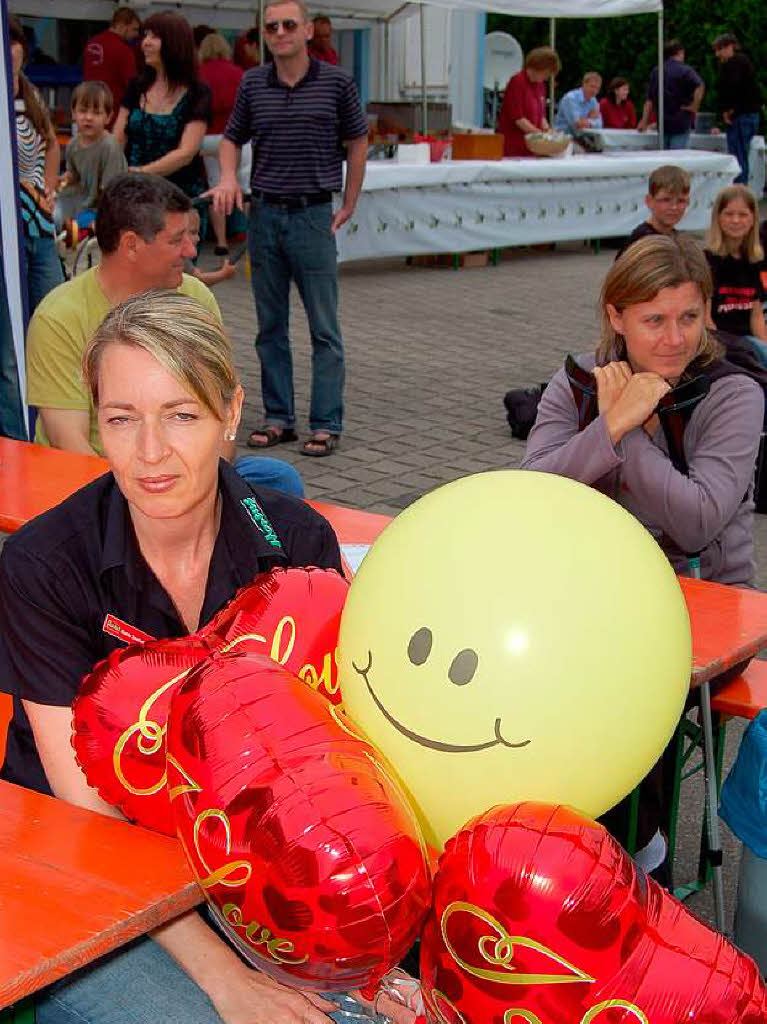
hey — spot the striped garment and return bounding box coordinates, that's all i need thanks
[15,96,54,237]
[224,57,367,194]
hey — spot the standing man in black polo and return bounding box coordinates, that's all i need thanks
[637,40,704,149]
[211,0,368,457]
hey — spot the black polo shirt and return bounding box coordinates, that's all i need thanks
[0,461,342,796]
[223,56,367,194]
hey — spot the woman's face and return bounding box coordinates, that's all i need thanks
[141,29,163,68]
[718,197,754,246]
[616,83,630,103]
[10,41,24,77]
[606,282,704,383]
[97,343,242,522]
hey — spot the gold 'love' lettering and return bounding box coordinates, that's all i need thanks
[504,1002,648,1024]
[220,617,339,696]
[112,666,195,796]
[429,991,648,1024]
[441,901,594,987]
[221,902,309,966]
[192,808,252,889]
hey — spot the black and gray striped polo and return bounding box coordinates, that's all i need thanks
[224,57,367,195]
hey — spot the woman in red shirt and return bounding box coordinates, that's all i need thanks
[498,46,561,158]
[599,77,637,130]
[198,32,244,254]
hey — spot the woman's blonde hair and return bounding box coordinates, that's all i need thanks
[199,32,232,62]
[84,291,239,418]
[705,184,764,263]
[597,234,722,367]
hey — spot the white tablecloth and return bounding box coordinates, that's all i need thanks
[337,151,738,262]
[581,129,765,196]
[200,139,739,263]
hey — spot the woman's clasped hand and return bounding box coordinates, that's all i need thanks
[593,361,671,443]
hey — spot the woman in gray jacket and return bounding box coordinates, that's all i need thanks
[523,233,763,586]
[523,234,764,879]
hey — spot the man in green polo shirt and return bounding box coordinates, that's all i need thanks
[26,173,220,455]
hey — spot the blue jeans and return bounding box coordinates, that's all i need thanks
[35,935,387,1024]
[664,130,690,150]
[23,233,64,318]
[727,112,759,185]
[249,200,344,435]
[234,455,305,497]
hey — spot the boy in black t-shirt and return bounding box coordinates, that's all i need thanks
[616,164,691,259]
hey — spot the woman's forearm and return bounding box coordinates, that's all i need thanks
[136,147,194,176]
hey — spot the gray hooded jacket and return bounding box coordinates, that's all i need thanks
[522,354,764,585]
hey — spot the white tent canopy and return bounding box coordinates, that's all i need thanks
[13,0,660,24]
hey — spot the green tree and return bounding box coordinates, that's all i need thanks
[486,0,766,122]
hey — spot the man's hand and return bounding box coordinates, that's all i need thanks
[205,179,243,217]
[723,110,733,125]
[575,117,591,131]
[331,204,354,233]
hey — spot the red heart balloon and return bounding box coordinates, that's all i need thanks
[199,566,348,705]
[72,638,211,835]
[73,567,348,833]
[166,649,432,993]
[420,803,767,1024]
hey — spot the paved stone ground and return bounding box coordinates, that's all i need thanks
[203,236,767,935]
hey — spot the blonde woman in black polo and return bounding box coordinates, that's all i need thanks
[0,293,408,1024]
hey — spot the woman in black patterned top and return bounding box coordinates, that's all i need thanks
[9,16,63,315]
[113,12,211,200]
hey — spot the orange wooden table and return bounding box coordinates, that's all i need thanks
[2,438,767,675]
[0,780,199,1009]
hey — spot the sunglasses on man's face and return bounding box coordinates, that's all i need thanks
[264,19,300,33]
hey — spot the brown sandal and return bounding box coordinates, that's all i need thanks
[246,426,298,449]
[300,434,339,457]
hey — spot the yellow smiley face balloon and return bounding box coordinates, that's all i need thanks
[338,471,691,850]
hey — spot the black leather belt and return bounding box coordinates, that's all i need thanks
[253,190,332,210]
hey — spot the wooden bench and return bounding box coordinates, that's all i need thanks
[711,659,767,720]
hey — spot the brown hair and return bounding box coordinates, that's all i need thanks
[84,291,238,418]
[8,15,53,143]
[525,46,561,75]
[597,234,721,366]
[705,184,764,263]
[606,76,629,103]
[112,7,140,28]
[71,80,114,116]
[138,12,199,92]
[648,164,691,197]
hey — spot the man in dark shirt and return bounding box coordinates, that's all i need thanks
[638,39,704,149]
[712,33,761,185]
[211,0,368,458]
[83,6,140,124]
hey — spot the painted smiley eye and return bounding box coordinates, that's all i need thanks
[407,627,432,665]
[449,648,479,686]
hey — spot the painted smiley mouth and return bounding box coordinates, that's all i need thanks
[351,650,531,754]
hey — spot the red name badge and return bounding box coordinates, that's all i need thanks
[102,614,156,646]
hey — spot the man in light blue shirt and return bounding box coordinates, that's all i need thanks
[554,71,603,134]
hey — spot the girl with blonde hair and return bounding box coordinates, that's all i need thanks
[704,184,767,359]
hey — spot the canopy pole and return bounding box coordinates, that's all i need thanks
[259,0,265,63]
[548,17,556,123]
[419,4,427,135]
[384,21,390,99]
[657,6,664,149]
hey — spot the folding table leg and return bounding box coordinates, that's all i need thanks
[699,679,726,931]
